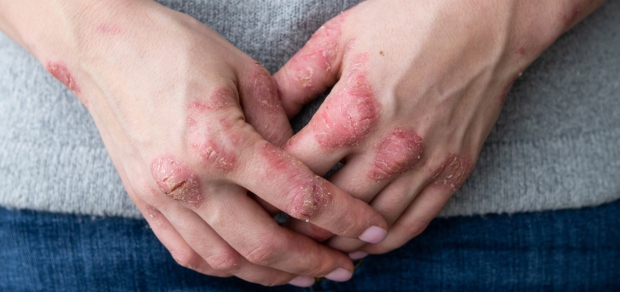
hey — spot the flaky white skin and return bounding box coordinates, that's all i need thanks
[275,0,604,255]
[0,0,392,286]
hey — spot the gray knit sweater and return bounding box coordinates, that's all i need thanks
[0,0,619,218]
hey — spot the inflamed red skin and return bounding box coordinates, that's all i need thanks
[312,54,379,151]
[184,91,239,173]
[47,61,80,93]
[151,154,202,207]
[257,142,332,221]
[370,128,424,182]
[283,12,347,107]
[432,154,475,191]
[240,64,290,146]
[46,61,88,106]
[277,12,348,117]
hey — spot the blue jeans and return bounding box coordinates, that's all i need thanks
[1,200,619,291]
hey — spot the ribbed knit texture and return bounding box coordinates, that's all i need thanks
[0,0,618,218]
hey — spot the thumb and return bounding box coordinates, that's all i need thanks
[239,63,293,147]
[274,14,348,118]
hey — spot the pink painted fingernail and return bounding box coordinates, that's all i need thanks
[288,275,315,287]
[325,267,353,282]
[359,226,387,244]
[348,251,368,260]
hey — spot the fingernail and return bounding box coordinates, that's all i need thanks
[359,226,387,244]
[288,275,315,287]
[325,267,353,282]
[348,251,368,260]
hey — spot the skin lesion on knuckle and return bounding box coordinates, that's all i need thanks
[431,153,475,191]
[313,56,380,151]
[185,116,240,174]
[287,176,334,222]
[370,128,424,181]
[183,85,247,173]
[287,12,348,92]
[150,154,204,207]
[193,139,237,172]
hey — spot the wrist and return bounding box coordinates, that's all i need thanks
[510,0,605,56]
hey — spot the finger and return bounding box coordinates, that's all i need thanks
[360,184,450,255]
[328,127,424,202]
[190,183,356,282]
[273,13,348,117]
[285,126,424,242]
[282,53,380,176]
[238,63,292,215]
[111,149,230,278]
[132,196,230,278]
[326,172,430,252]
[156,197,310,286]
[360,154,475,254]
[239,62,293,147]
[232,138,388,244]
[149,153,353,281]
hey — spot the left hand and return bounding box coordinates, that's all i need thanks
[274,0,604,255]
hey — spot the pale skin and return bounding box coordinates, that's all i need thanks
[0,0,604,287]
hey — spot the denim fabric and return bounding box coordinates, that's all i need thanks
[1,200,619,291]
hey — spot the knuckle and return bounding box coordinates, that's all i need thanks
[185,118,243,174]
[370,128,424,181]
[141,204,167,228]
[430,153,475,191]
[150,154,203,207]
[312,76,379,150]
[206,85,237,111]
[243,238,282,266]
[170,249,201,270]
[205,250,242,273]
[188,137,238,173]
[287,177,333,221]
[185,86,245,175]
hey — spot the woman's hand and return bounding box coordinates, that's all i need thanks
[275,0,604,255]
[0,0,389,286]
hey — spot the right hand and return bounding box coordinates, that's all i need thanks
[0,0,388,286]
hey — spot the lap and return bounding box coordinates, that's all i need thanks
[1,199,619,291]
